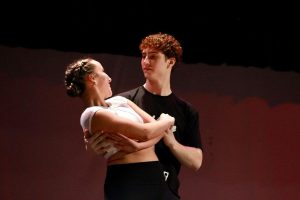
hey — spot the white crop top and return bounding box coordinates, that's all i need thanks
[80,96,144,159]
[80,96,143,133]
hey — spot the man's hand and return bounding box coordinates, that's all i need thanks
[108,133,140,153]
[83,129,162,160]
[85,131,116,156]
[163,127,177,148]
[83,129,141,156]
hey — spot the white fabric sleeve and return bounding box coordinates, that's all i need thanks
[80,106,120,159]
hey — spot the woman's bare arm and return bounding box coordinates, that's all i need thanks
[91,110,173,141]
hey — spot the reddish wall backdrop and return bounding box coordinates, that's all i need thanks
[1,46,299,200]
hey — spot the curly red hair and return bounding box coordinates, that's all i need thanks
[139,33,183,62]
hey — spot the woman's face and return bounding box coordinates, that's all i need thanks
[90,60,112,98]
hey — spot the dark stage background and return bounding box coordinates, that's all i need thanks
[0,45,299,199]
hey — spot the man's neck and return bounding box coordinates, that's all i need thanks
[143,81,172,96]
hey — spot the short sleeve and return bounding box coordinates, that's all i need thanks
[80,107,103,133]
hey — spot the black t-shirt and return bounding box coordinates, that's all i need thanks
[117,86,202,198]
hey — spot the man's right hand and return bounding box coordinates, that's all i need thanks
[84,130,115,156]
[83,129,162,159]
[83,129,142,156]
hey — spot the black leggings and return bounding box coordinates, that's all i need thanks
[104,161,179,200]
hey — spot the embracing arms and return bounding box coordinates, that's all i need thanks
[90,105,174,142]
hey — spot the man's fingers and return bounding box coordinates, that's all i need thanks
[108,134,124,142]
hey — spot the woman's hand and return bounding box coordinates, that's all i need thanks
[157,113,175,128]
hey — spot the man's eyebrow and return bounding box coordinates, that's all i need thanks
[142,51,159,55]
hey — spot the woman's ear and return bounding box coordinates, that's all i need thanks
[87,74,95,85]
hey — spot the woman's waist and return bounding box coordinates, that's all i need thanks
[107,148,158,165]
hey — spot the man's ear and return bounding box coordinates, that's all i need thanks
[168,58,176,69]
